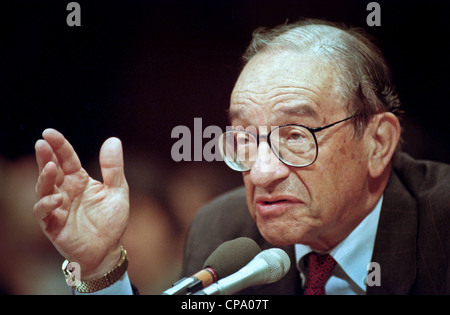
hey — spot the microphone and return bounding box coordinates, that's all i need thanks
[193,248,291,295]
[161,237,261,295]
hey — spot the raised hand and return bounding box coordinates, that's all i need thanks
[33,129,129,280]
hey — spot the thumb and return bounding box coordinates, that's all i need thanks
[99,137,127,188]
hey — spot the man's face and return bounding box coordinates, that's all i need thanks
[229,50,372,250]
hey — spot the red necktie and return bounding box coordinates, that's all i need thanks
[304,252,337,295]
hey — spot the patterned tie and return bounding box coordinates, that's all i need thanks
[303,252,337,295]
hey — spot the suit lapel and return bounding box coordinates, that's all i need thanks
[367,170,417,295]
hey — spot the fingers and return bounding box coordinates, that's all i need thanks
[34,197,69,237]
[34,160,64,234]
[99,137,127,188]
[41,128,82,175]
[36,129,127,190]
[33,193,63,221]
[35,161,58,198]
[35,139,56,174]
[33,193,65,234]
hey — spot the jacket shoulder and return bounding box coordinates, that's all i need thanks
[393,152,450,198]
[392,153,450,294]
[393,152,450,227]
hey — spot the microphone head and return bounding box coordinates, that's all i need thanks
[257,248,291,284]
[203,237,261,279]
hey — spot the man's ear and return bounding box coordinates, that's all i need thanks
[367,112,401,178]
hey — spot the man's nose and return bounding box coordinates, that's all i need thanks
[249,141,289,187]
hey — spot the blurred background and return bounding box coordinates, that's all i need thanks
[0,0,448,294]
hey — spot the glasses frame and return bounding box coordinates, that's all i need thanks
[221,115,358,171]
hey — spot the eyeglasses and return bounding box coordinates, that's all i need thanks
[219,115,357,172]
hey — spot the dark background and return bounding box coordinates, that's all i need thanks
[1,0,449,164]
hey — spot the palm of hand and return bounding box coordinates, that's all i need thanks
[34,129,129,276]
[49,171,128,270]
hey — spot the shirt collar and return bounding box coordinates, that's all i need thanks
[295,195,383,292]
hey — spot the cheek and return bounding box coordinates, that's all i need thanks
[242,173,256,219]
[301,142,366,205]
[336,141,367,179]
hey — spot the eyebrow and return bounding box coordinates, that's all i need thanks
[278,104,320,120]
[227,104,320,124]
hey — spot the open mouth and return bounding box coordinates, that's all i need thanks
[263,199,287,205]
[255,197,297,217]
[255,196,303,216]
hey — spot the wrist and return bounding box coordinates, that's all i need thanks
[81,246,123,280]
[63,245,129,293]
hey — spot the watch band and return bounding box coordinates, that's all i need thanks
[62,246,129,293]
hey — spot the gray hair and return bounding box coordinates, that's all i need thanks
[242,19,402,137]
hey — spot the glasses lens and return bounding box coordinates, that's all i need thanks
[219,130,257,171]
[270,125,317,167]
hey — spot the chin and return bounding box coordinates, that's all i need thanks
[256,220,299,247]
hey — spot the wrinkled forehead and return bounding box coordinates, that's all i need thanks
[229,88,322,125]
[229,51,344,127]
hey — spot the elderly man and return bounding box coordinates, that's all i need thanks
[34,19,449,295]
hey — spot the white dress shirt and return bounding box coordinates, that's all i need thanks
[295,196,383,295]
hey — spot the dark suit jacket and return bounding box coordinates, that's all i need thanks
[182,153,450,294]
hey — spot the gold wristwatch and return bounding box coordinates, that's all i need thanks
[62,246,129,293]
